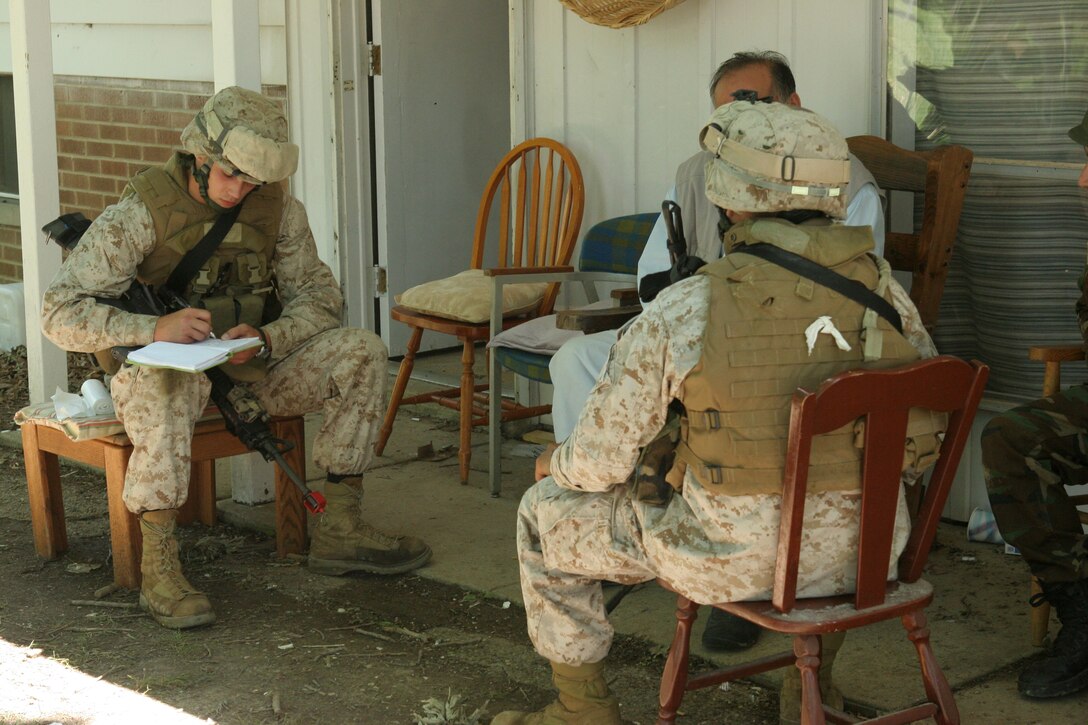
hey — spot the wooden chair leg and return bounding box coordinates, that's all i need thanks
[22,423,68,559]
[458,338,475,485]
[794,635,825,725]
[179,460,216,526]
[272,416,307,557]
[1031,575,1051,647]
[903,609,959,725]
[656,596,699,724]
[376,326,423,456]
[103,444,140,589]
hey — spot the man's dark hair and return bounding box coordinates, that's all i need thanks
[708,51,796,104]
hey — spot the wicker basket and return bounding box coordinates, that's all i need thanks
[558,0,688,29]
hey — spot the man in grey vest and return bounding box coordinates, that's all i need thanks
[548,50,884,654]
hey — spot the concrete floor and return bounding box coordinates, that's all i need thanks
[9,347,1088,723]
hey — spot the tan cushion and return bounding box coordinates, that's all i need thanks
[395,269,547,324]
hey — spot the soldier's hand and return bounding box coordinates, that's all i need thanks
[222,324,263,364]
[535,442,558,481]
[154,307,214,343]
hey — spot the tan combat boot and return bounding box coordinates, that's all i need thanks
[779,631,846,725]
[490,660,622,725]
[307,478,432,575]
[138,509,216,629]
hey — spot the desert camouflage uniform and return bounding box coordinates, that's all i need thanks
[517,269,935,666]
[41,190,386,513]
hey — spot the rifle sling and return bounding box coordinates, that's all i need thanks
[163,202,244,296]
[738,243,903,334]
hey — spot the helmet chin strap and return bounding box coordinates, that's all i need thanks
[184,154,234,215]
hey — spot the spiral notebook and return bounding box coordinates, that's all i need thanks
[125,337,262,373]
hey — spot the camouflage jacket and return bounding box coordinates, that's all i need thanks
[548,270,936,600]
[41,188,342,364]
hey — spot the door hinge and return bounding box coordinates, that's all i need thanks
[371,265,387,296]
[367,43,382,77]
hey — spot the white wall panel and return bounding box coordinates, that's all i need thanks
[0,1,286,83]
[522,0,881,233]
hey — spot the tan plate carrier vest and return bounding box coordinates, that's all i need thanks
[106,152,285,382]
[670,218,941,497]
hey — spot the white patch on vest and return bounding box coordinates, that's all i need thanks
[805,315,852,354]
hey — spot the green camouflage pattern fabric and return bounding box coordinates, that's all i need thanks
[517,270,934,665]
[42,189,387,513]
[982,384,1088,583]
[180,86,299,184]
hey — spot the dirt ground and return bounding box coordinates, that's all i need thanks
[0,349,778,725]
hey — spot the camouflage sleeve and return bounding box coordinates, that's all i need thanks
[887,276,937,358]
[261,195,343,360]
[550,278,709,492]
[40,194,160,353]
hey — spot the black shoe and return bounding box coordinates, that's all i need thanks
[1019,579,1088,699]
[701,608,762,652]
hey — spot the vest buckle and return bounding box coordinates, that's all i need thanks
[706,410,721,430]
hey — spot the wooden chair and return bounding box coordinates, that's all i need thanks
[485,212,658,495]
[376,138,585,485]
[1024,344,1088,647]
[845,136,973,331]
[22,412,308,589]
[656,356,989,725]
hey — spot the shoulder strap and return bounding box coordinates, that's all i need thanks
[164,202,243,295]
[738,242,903,334]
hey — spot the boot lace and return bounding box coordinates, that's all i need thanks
[358,521,400,549]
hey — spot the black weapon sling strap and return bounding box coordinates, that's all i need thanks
[738,242,904,334]
[162,201,244,297]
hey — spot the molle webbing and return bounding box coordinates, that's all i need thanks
[673,221,921,496]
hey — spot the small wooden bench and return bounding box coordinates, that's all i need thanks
[21,414,308,589]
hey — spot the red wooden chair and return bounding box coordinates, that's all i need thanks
[656,356,989,725]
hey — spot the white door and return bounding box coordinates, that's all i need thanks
[339,0,510,356]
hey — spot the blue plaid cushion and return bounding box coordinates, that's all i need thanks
[495,347,552,384]
[577,212,658,274]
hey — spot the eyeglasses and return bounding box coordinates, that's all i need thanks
[731,89,775,104]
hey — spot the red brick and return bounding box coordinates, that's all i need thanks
[60,171,89,190]
[76,191,106,210]
[142,109,172,128]
[88,175,116,193]
[111,144,144,163]
[99,124,127,141]
[56,156,74,172]
[1,244,21,262]
[56,102,82,120]
[86,141,113,158]
[157,129,181,146]
[67,86,96,103]
[0,266,21,284]
[60,189,78,206]
[141,146,170,163]
[100,160,128,177]
[127,126,158,144]
[70,121,100,139]
[121,89,153,108]
[84,105,112,123]
[167,111,193,129]
[94,88,124,106]
[58,138,85,156]
[72,157,100,174]
[53,86,69,103]
[110,106,142,125]
[55,120,73,137]
[185,94,208,111]
[154,92,185,110]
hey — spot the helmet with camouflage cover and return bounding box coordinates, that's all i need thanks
[180,86,299,188]
[699,101,850,219]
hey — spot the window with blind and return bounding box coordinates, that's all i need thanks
[888,0,1088,400]
[0,75,17,197]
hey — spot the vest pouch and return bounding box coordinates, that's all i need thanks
[201,296,239,337]
[234,252,269,286]
[632,414,681,506]
[235,293,265,329]
[190,257,221,295]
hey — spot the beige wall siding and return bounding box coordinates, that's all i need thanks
[0,77,286,283]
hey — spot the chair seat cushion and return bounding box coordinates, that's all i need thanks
[395,269,547,324]
[494,347,554,384]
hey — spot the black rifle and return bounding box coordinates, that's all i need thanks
[42,212,326,514]
[638,200,707,303]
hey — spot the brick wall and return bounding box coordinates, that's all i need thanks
[0,77,287,283]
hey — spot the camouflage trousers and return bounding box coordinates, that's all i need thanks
[111,327,387,514]
[517,478,657,665]
[981,384,1088,583]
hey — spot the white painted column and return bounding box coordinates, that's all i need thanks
[10,0,66,401]
[211,0,262,92]
[211,0,274,504]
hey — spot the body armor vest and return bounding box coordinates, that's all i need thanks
[124,152,285,381]
[672,218,927,496]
